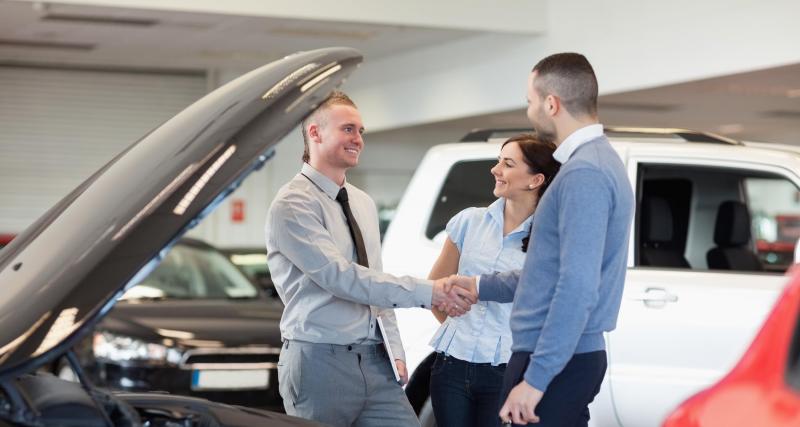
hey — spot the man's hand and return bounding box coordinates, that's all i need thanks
[445,274,477,295]
[441,275,478,316]
[432,277,476,316]
[395,359,409,385]
[498,381,544,425]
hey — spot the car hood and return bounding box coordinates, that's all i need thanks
[99,298,283,348]
[0,47,362,378]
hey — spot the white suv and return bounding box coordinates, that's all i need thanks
[382,127,800,427]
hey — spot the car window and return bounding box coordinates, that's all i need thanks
[747,178,800,271]
[426,160,496,239]
[122,244,258,300]
[636,164,798,273]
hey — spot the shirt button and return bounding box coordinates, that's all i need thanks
[393,304,397,307]
[420,305,426,308]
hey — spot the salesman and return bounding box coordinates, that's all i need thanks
[265,90,476,427]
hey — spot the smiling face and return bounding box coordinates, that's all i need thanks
[491,141,542,200]
[308,104,365,177]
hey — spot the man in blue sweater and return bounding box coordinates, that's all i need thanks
[448,53,634,426]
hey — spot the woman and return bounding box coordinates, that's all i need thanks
[428,133,559,427]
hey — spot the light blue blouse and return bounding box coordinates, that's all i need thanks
[429,198,532,365]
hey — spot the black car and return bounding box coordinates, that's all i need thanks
[57,238,284,410]
[0,47,360,426]
[222,247,274,291]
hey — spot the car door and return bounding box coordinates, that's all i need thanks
[607,156,800,427]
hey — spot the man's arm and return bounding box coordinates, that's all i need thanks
[478,270,522,303]
[523,168,611,392]
[269,191,474,310]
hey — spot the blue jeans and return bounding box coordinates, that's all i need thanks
[429,353,506,427]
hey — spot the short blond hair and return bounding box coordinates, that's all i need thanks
[301,91,358,163]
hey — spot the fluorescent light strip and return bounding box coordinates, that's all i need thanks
[262,63,318,101]
[173,145,237,215]
[301,64,341,92]
[113,145,223,241]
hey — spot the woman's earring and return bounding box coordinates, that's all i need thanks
[528,184,534,190]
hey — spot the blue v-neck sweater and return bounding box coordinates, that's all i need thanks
[479,135,634,392]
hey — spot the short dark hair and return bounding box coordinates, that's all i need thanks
[501,133,560,252]
[531,52,598,118]
[301,90,358,163]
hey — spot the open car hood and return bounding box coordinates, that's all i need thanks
[0,47,362,378]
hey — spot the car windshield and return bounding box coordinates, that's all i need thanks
[229,252,269,279]
[121,243,258,300]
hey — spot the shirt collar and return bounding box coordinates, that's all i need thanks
[301,163,343,200]
[487,198,534,235]
[552,124,604,164]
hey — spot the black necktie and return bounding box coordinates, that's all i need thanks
[336,187,369,268]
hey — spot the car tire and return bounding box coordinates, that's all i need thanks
[418,396,437,427]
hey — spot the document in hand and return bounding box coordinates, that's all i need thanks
[377,316,402,383]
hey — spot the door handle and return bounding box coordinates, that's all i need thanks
[631,287,678,307]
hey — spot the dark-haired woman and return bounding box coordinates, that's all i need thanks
[428,134,560,427]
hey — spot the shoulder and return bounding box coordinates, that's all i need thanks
[345,183,377,210]
[270,176,318,214]
[452,206,487,225]
[556,162,608,184]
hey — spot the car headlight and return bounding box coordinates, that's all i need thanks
[93,332,182,365]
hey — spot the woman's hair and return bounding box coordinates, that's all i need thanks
[501,133,560,252]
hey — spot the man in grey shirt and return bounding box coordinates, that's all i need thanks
[265,91,474,426]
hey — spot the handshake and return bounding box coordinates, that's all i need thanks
[431,275,478,317]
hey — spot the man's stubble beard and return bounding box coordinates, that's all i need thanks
[531,112,557,144]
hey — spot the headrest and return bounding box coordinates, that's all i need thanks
[642,197,673,243]
[713,200,752,246]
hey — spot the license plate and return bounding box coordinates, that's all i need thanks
[191,369,270,390]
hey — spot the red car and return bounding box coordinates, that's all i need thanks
[0,233,14,249]
[663,266,800,426]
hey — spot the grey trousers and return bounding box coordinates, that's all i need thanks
[278,340,420,427]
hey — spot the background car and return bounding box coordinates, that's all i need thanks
[58,238,286,411]
[222,247,275,295]
[662,267,800,427]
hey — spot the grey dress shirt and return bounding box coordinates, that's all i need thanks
[265,163,433,361]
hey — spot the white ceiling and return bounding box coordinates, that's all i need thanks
[0,1,480,70]
[0,0,798,145]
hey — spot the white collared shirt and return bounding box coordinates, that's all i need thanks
[553,124,605,164]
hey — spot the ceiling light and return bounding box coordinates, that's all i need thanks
[718,124,744,134]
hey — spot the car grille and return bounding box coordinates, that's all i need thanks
[179,347,280,370]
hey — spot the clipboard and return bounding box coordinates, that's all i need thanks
[376,316,402,383]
